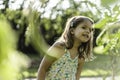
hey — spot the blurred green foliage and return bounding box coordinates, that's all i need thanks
[25,10,48,56]
[0,17,30,80]
[96,22,120,79]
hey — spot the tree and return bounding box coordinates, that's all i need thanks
[96,22,120,80]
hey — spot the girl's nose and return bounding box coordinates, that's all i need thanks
[85,29,90,33]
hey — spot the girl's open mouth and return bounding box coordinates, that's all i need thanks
[82,34,89,38]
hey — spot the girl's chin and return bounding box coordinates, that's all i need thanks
[81,39,89,43]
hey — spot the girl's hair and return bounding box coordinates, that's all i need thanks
[56,16,94,60]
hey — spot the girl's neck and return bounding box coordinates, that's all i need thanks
[71,40,81,51]
[73,40,81,49]
[68,40,81,57]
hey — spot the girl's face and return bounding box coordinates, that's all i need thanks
[73,20,93,43]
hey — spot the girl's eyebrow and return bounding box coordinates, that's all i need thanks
[82,24,93,30]
[82,24,90,28]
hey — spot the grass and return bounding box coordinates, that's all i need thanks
[21,53,120,78]
[82,54,120,77]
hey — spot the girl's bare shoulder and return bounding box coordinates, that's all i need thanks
[47,42,65,59]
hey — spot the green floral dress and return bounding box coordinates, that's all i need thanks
[45,49,78,80]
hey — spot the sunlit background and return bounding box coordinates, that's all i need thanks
[0,0,120,80]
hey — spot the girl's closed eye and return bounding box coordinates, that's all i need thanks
[81,26,90,31]
[90,28,94,32]
[81,26,93,32]
[81,26,86,29]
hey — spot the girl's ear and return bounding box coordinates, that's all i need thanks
[70,28,74,34]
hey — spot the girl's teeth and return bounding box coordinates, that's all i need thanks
[83,34,88,38]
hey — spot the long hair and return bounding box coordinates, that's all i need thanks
[56,16,94,60]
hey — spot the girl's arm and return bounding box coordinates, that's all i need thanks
[37,54,56,80]
[37,43,64,80]
[76,58,85,80]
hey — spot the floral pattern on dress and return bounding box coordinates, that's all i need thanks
[45,49,78,80]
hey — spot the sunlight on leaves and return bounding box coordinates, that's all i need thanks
[0,18,30,80]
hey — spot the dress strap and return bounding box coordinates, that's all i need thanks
[64,48,79,61]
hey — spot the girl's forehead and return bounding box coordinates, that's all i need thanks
[81,20,93,26]
[84,19,93,24]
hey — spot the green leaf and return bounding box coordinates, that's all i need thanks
[94,18,109,29]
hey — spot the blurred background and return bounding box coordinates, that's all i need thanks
[0,0,120,80]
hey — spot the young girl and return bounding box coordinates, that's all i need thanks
[37,16,94,80]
